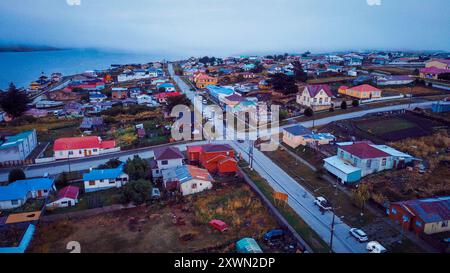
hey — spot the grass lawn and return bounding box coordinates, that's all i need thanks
[356,117,417,136]
[239,161,330,253]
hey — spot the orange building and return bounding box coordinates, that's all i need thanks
[338,84,382,99]
[193,73,218,89]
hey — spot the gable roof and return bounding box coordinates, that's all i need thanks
[0,178,54,201]
[302,85,333,97]
[339,142,390,159]
[162,165,213,184]
[348,84,381,93]
[54,136,115,151]
[393,196,450,223]
[83,164,125,181]
[283,125,312,136]
[201,144,234,153]
[154,146,184,161]
[56,185,79,200]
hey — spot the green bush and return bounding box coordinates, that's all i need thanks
[120,179,152,205]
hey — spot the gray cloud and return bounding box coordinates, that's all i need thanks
[0,0,449,57]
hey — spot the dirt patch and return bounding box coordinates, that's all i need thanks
[28,183,282,253]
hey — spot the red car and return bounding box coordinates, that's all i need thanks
[209,219,228,232]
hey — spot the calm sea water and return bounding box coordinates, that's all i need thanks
[0,48,173,90]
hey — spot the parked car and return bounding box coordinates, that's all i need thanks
[263,229,285,241]
[366,241,387,253]
[202,99,208,105]
[314,196,332,211]
[151,188,161,199]
[349,228,368,242]
[209,219,228,232]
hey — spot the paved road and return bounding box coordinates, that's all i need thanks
[169,63,368,253]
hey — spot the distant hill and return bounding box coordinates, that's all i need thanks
[0,45,63,53]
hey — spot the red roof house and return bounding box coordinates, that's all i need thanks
[154,92,182,103]
[187,144,237,174]
[339,142,390,159]
[53,136,116,159]
[46,185,80,209]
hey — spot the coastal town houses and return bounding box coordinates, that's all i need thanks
[296,85,333,110]
[83,164,129,192]
[46,185,80,208]
[323,141,413,184]
[186,144,237,174]
[151,146,184,178]
[338,84,382,99]
[0,178,55,210]
[283,125,335,149]
[162,165,214,196]
[53,136,117,160]
[0,130,38,164]
[388,196,450,235]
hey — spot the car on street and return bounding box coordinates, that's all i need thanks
[349,228,368,242]
[366,241,387,253]
[314,196,332,211]
[202,99,208,105]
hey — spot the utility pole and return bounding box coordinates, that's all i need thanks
[329,211,336,253]
[249,140,254,170]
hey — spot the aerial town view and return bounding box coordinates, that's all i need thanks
[0,0,448,268]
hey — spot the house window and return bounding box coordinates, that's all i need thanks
[89,181,95,186]
[110,180,116,184]
[161,160,168,165]
[366,159,371,168]
[340,151,344,158]
[59,152,63,156]
[192,183,197,189]
[382,158,387,166]
[79,150,82,154]
[93,149,98,152]
[11,200,19,205]
[442,221,449,228]
[68,151,74,155]
[391,208,397,214]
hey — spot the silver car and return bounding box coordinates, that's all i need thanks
[349,228,368,242]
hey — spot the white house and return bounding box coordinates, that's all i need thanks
[151,147,184,178]
[297,85,333,109]
[53,136,117,160]
[118,69,152,82]
[82,163,129,192]
[162,165,214,196]
[137,94,159,106]
[0,178,55,210]
[0,130,38,163]
[46,185,79,208]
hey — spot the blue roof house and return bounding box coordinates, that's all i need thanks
[0,178,55,210]
[0,130,37,163]
[206,85,235,104]
[83,163,129,192]
[157,83,176,92]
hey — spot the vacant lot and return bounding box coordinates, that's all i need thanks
[356,117,417,136]
[384,86,445,96]
[323,112,447,143]
[28,182,281,253]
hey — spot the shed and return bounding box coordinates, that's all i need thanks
[236,238,263,253]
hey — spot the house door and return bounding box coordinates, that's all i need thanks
[68,201,72,206]
[37,190,42,198]
[84,150,87,156]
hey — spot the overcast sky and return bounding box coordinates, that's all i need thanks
[0,0,449,56]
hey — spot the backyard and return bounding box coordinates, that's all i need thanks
[28,181,285,253]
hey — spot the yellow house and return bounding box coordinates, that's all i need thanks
[338,84,382,99]
[193,73,218,89]
[425,59,450,70]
